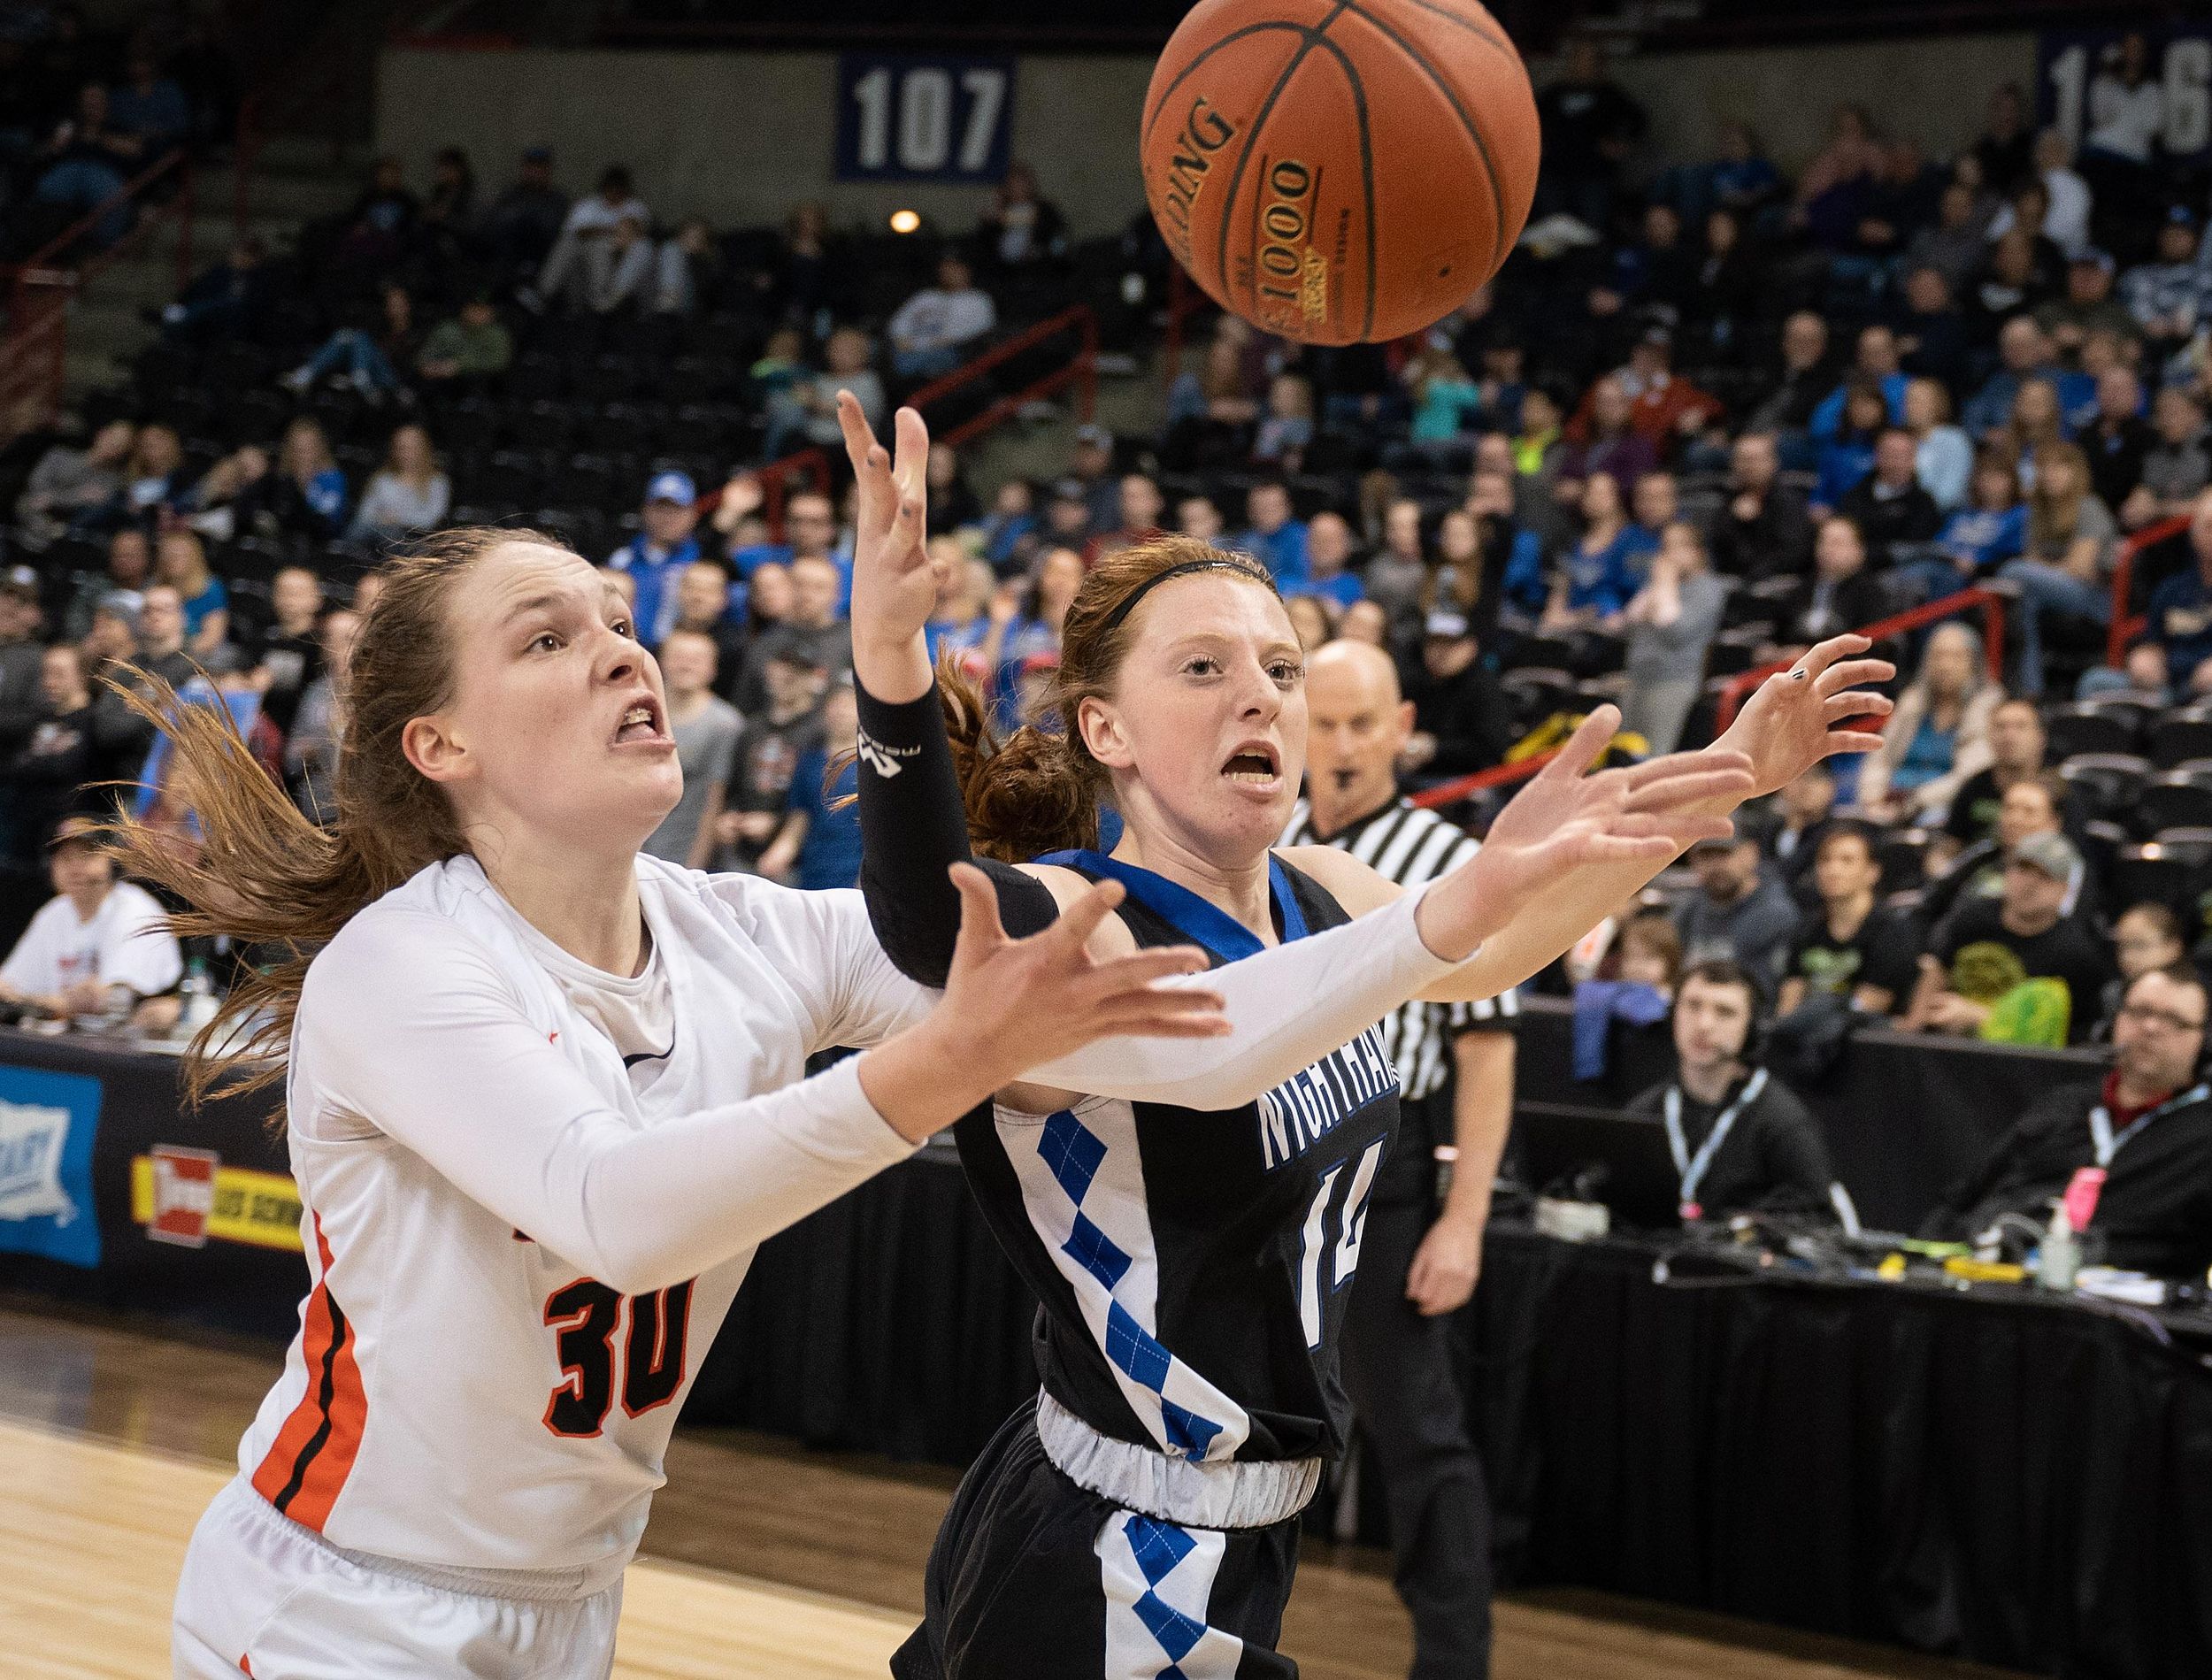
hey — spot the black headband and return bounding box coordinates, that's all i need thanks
[1098,557,1277,637]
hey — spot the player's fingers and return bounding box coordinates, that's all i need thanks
[1823,728,1886,755]
[948,863,1009,953]
[1793,633,1871,686]
[892,406,930,498]
[1082,947,1215,989]
[834,389,880,474]
[1620,748,1752,792]
[1813,656,1895,698]
[1620,763,1755,812]
[1048,876,1129,955]
[1825,690,1893,723]
[1535,705,1618,781]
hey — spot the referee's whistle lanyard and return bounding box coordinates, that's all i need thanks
[2087,1083,2210,1168]
[1663,1068,1767,1221]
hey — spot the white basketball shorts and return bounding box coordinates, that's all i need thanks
[173,1477,623,1679]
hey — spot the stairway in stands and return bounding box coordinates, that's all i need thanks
[58,138,364,406]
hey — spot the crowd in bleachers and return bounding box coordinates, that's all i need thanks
[6,30,2212,1058]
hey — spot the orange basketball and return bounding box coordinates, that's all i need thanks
[1141,0,1540,347]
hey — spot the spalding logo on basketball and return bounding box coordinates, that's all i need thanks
[1141,0,1541,346]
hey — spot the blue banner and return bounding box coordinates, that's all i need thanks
[834,54,1016,184]
[0,1063,102,1269]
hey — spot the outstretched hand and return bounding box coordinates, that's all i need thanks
[1716,633,1895,797]
[838,392,942,672]
[1417,707,1756,962]
[940,864,1230,1090]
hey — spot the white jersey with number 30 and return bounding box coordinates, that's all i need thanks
[233,853,932,1576]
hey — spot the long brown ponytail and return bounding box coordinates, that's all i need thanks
[104,525,555,1105]
[940,534,1279,863]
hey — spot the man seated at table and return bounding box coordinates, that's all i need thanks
[1625,959,1841,1221]
[1923,964,2212,1277]
[1904,831,2112,1046]
[0,816,181,1029]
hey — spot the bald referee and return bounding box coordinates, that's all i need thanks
[1282,638,1511,1680]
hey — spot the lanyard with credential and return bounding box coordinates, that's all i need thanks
[2087,1082,2210,1168]
[1663,1068,1768,1220]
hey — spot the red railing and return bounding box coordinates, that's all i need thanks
[1717,584,2005,733]
[0,150,196,441]
[2107,513,2193,668]
[905,305,1097,449]
[693,447,831,544]
[1409,745,1564,809]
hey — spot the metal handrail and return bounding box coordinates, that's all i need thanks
[903,304,1097,449]
[2106,513,2193,668]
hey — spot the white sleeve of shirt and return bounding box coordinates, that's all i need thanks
[699,875,935,1053]
[296,909,918,1296]
[1028,886,1461,1109]
[100,885,182,996]
[0,899,65,995]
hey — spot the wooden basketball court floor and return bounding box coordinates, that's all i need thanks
[0,1300,2021,1679]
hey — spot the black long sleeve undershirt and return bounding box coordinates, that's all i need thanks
[854,678,1056,986]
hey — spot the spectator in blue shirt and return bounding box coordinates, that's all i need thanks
[757,680,864,891]
[1923,455,2027,595]
[1962,318,2069,441]
[1542,471,1643,633]
[1809,325,1909,441]
[1230,481,1310,589]
[1708,121,1782,218]
[978,479,1039,576]
[1813,381,1889,510]
[606,472,703,648]
[1300,511,1364,610]
[106,53,189,157]
[1626,470,1677,564]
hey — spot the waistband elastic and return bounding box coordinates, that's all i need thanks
[1033,1391,1321,1531]
[218,1477,629,1602]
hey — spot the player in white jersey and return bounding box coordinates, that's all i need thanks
[833,396,1896,1676]
[120,523,1273,1679]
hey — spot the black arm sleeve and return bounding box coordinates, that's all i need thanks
[854,678,1058,986]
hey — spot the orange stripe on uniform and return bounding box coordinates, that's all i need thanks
[248,1212,367,1531]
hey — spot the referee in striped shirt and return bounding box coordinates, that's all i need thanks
[1281,639,1513,1680]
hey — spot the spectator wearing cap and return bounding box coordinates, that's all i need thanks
[607,472,702,648]
[481,146,570,279]
[1401,610,1512,780]
[533,165,649,310]
[1674,815,1800,997]
[888,251,997,381]
[1908,829,2111,1046]
[2036,248,2139,358]
[1230,481,1311,590]
[0,816,182,1027]
[2119,208,2203,356]
[1620,521,1724,755]
[418,295,513,385]
[1924,963,2212,1277]
[1067,425,1122,533]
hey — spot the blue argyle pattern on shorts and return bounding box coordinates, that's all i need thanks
[1038,1111,1226,1461]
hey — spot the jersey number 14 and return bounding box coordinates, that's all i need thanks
[1296,1138,1386,1348]
[542,1277,695,1438]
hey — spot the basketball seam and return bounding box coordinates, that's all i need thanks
[1385,0,1509,53]
[1210,2,1354,318]
[1142,21,1315,145]
[1330,0,1511,277]
[1295,30,1379,341]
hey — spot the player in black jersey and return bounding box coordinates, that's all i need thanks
[835,395,1893,1679]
